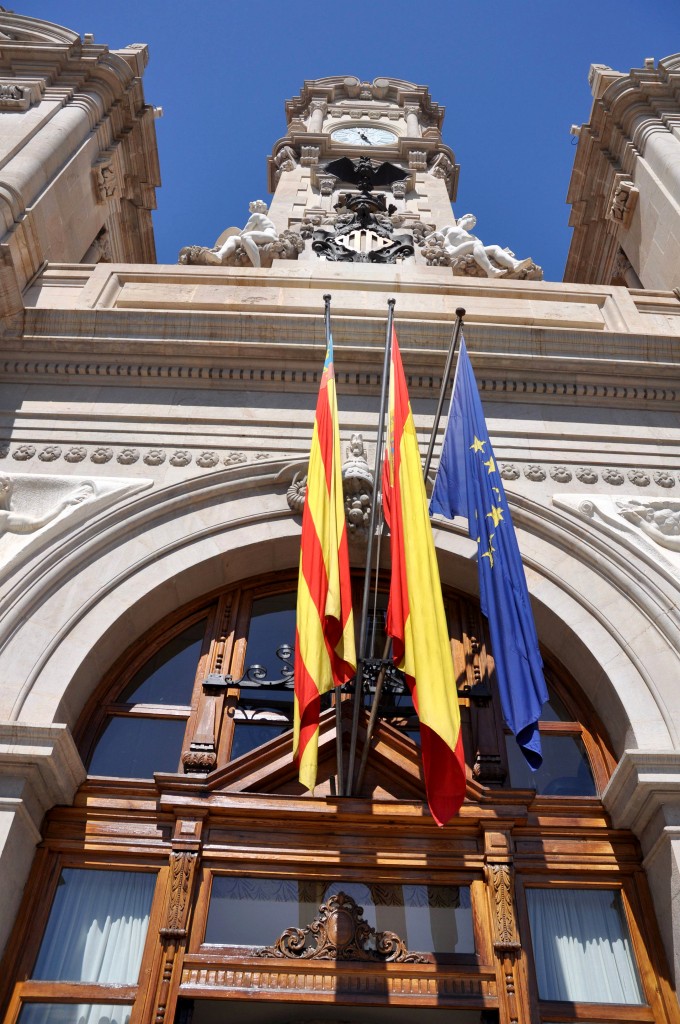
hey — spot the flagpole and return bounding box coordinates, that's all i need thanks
[345,297,395,796]
[354,306,465,795]
[321,292,346,799]
[422,307,466,483]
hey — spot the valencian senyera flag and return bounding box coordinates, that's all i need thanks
[293,335,356,792]
[383,327,466,826]
[430,337,548,768]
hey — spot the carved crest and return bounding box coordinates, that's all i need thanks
[256,891,428,963]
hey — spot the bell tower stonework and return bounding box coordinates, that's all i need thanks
[267,75,458,256]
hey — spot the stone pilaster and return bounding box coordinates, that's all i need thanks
[603,750,680,989]
[0,722,85,958]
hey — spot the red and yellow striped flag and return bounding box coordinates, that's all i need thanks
[294,337,356,791]
[383,327,466,825]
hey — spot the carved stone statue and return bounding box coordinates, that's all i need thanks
[207,200,277,267]
[178,200,303,269]
[422,214,541,279]
[0,475,94,536]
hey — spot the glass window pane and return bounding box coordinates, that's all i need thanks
[243,594,296,682]
[19,1006,131,1024]
[32,868,156,984]
[205,877,473,954]
[88,716,187,778]
[540,686,574,723]
[526,888,644,1003]
[506,734,596,796]
[231,718,290,760]
[119,619,206,705]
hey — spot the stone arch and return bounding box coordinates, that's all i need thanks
[0,463,676,760]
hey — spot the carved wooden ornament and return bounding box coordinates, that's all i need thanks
[256,891,428,963]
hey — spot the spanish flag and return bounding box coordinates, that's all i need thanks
[383,328,466,825]
[293,337,356,791]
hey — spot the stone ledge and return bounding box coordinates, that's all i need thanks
[0,721,85,820]
[603,749,680,837]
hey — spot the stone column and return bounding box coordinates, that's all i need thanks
[308,98,327,134]
[603,750,680,989]
[0,722,85,958]
[404,104,420,137]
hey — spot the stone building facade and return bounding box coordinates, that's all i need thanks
[1,12,680,1024]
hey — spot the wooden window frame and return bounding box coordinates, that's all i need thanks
[516,875,674,1024]
[3,854,165,1024]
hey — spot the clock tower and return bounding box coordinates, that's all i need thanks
[266,76,459,264]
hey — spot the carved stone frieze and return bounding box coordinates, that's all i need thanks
[0,474,95,537]
[3,444,274,471]
[554,493,680,583]
[617,499,680,551]
[256,891,428,963]
[5,360,680,406]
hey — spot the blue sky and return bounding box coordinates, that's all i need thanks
[20,1,680,281]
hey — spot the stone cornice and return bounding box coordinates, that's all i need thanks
[285,76,444,127]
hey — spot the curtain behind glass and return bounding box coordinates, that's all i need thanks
[33,869,155,985]
[526,888,643,1003]
[19,1005,131,1024]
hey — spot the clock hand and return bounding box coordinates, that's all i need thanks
[358,130,371,143]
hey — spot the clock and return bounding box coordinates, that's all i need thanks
[331,126,396,147]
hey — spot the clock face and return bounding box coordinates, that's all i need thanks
[331,126,396,147]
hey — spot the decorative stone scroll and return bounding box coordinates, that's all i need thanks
[256,891,428,963]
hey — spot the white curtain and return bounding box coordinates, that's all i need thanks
[20,1005,131,1024]
[526,887,643,1004]
[28,868,155,1024]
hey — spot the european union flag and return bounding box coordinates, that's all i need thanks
[430,338,548,768]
